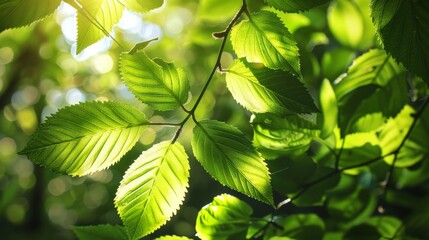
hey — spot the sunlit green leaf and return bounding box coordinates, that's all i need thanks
[197,0,241,22]
[192,120,273,205]
[371,0,429,81]
[321,48,355,81]
[231,11,301,75]
[379,105,416,167]
[120,52,190,111]
[73,224,128,240]
[115,141,190,240]
[266,0,330,13]
[128,37,158,54]
[20,101,148,176]
[334,49,408,135]
[0,0,61,32]
[196,194,253,240]
[226,59,318,114]
[328,0,375,49]
[74,0,123,54]
[119,0,164,13]
[320,79,338,138]
[251,113,319,159]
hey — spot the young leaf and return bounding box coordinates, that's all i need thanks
[73,224,128,240]
[230,11,301,76]
[76,0,124,54]
[371,0,429,82]
[266,0,330,13]
[120,52,190,111]
[0,0,62,32]
[115,141,190,240]
[320,79,338,138]
[20,101,148,176]
[196,194,253,240]
[251,113,320,159]
[192,120,274,205]
[226,59,318,114]
[119,0,164,13]
[128,37,158,54]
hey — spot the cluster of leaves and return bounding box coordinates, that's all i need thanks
[1,0,429,239]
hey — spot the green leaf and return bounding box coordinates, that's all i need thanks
[0,0,61,32]
[197,0,241,22]
[334,49,408,135]
[120,52,190,111]
[266,0,330,13]
[155,236,192,240]
[328,0,375,50]
[251,113,320,159]
[226,59,318,114]
[319,79,338,138]
[379,105,417,167]
[119,0,164,13]
[20,101,148,176]
[196,194,253,240]
[115,141,190,240]
[321,47,356,81]
[278,214,325,240]
[76,0,124,54]
[128,37,158,54]
[371,0,429,81]
[73,224,128,240]
[192,120,274,205]
[231,11,301,75]
[344,216,404,240]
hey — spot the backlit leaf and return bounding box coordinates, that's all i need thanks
[120,52,190,111]
[251,113,320,159]
[115,141,190,240]
[196,194,253,240]
[73,224,128,240]
[266,0,330,13]
[192,120,273,205]
[119,0,163,13]
[155,236,192,240]
[20,101,148,176]
[320,79,338,138]
[231,11,300,75]
[76,0,124,54]
[0,0,61,32]
[226,59,318,114]
[371,0,429,81]
[197,0,241,22]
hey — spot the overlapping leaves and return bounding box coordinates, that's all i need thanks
[266,0,330,13]
[20,101,148,176]
[226,59,318,114]
[371,0,429,82]
[73,224,128,240]
[120,52,190,111]
[231,11,301,76]
[192,120,273,205]
[115,141,190,240]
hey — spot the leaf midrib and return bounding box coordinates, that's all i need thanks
[197,123,270,203]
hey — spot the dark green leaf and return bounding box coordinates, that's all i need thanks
[120,52,190,111]
[73,224,128,240]
[231,11,301,75]
[226,59,318,114]
[196,194,253,240]
[115,141,189,240]
[192,120,274,205]
[266,0,330,13]
[0,0,61,32]
[20,101,148,176]
[371,0,429,81]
